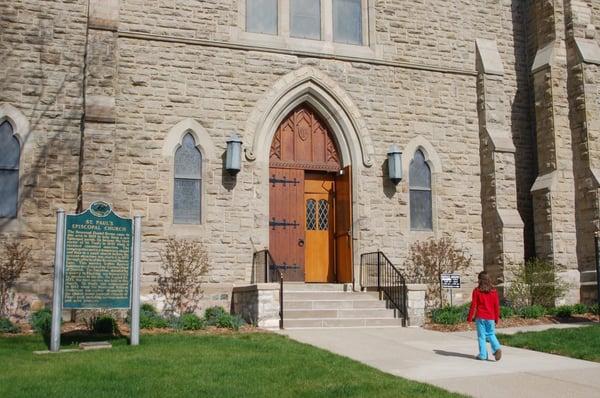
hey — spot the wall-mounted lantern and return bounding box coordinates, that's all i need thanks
[226,133,242,175]
[387,144,403,184]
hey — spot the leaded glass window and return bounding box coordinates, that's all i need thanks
[174,133,202,224]
[333,0,362,45]
[318,199,329,230]
[290,0,321,40]
[246,0,278,35]
[0,121,19,218]
[409,150,432,230]
[306,199,316,230]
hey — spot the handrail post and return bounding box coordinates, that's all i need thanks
[279,271,284,329]
[377,252,382,300]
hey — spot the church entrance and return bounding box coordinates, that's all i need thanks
[269,104,352,283]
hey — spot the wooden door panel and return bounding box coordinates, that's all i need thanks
[335,166,352,283]
[304,191,334,283]
[269,168,305,281]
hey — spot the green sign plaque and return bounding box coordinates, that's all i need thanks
[62,201,133,309]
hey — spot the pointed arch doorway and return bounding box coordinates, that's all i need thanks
[269,104,352,283]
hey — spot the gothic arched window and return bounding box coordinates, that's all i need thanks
[409,149,432,231]
[0,121,20,218]
[174,133,202,224]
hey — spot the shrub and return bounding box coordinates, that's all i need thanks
[406,237,472,309]
[589,303,599,315]
[572,303,588,315]
[30,308,52,335]
[216,313,244,331]
[0,242,31,317]
[154,239,209,315]
[505,258,570,308]
[518,305,545,319]
[139,306,169,329]
[205,306,227,326]
[430,305,469,325]
[0,317,19,333]
[554,305,573,318]
[91,315,119,335]
[141,303,158,314]
[500,306,515,319]
[204,306,244,330]
[173,313,206,331]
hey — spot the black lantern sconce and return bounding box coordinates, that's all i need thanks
[225,133,242,175]
[387,144,403,184]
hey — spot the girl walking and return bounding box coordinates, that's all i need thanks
[467,271,502,361]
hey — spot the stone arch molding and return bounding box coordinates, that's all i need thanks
[403,136,442,176]
[0,103,31,147]
[245,66,374,168]
[162,118,216,159]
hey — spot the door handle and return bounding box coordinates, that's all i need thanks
[298,239,304,247]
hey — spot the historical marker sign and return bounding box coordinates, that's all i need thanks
[63,201,133,309]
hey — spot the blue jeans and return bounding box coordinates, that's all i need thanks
[475,318,501,360]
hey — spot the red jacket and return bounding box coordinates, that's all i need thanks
[467,288,500,323]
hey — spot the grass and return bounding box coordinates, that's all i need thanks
[498,325,600,363]
[0,332,463,398]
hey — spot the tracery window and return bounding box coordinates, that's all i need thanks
[174,133,202,224]
[409,150,432,231]
[0,121,20,218]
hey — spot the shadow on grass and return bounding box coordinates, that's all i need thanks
[42,329,128,349]
[433,349,477,360]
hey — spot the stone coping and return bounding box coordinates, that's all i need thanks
[232,283,280,293]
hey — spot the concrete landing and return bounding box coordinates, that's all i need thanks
[280,326,600,398]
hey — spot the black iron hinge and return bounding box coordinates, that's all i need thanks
[270,218,300,230]
[270,175,300,187]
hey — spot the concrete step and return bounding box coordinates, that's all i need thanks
[285,299,387,310]
[283,283,352,292]
[283,317,404,329]
[283,291,379,301]
[284,308,396,319]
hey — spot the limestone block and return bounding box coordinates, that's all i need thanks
[532,42,555,73]
[496,209,524,229]
[485,127,516,153]
[575,38,600,65]
[531,171,558,193]
[475,39,504,76]
[85,95,116,123]
[89,0,119,31]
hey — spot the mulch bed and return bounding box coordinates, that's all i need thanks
[424,314,600,332]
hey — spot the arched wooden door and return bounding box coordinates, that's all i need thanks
[269,104,352,283]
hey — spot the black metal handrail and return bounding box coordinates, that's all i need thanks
[253,249,284,329]
[360,251,408,326]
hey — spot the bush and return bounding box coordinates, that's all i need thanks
[554,305,573,318]
[154,239,209,315]
[589,303,599,315]
[0,317,19,333]
[139,306,169,329]
[92,315,119,335]
[430,305,469,325]
[506,258,570,308]
[518,305,545,319]
[172,313,206,331]
[0,241,31,317]
[205,306,227,326]
[500,306,516,319]
[572,303,588,315]
[204,306,244,330]
[30,308,52,335]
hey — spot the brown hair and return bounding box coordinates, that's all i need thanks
[477,271,494,293]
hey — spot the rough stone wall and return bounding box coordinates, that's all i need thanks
[0,1,88,303]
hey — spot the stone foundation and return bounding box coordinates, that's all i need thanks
[231,284,280,330]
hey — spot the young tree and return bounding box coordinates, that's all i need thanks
[0,241,31,317]
[407,237,472,309]
[505,258,569,308]
[153,239,209,315]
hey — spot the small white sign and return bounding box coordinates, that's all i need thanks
[441,273,461,289]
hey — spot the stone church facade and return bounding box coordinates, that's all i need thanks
[1,0,599,312]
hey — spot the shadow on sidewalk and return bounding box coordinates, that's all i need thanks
[433,349,477,360]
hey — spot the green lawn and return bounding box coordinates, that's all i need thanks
[0,332,463,398]
[498,325,600,362]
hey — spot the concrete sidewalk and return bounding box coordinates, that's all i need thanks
[280,326,600,398]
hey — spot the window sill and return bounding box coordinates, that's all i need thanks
[0,217,21,233]
[165,223,206,237]
[232,29,379,60]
